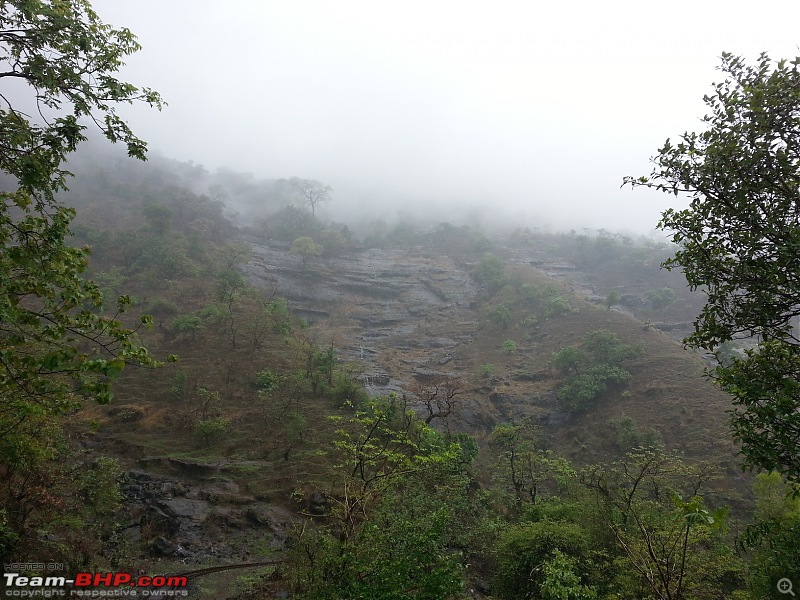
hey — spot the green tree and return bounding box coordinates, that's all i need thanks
[647,287,676,309]
[552,346,584,375]
[539,550,598,600]
[291,397,467,599]
[605,289,621,309]
[1,0,164,402]
[471,253,507,292]
[488,422,574,508]
[624,52,800,483]
[502,339,518,354]
[172,314,203,340]
[0,0,163,561]
[741,472,800,597]
[291,236,323,269]
[581,329,642,365]
[494,521,592,600]
[582,450,744,599]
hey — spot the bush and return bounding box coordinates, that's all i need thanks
[260,205,318,241]
[485,304,512,328]
[543,295,573,318]
[582,330,643,365]
[172,314,203,339]
[472,254,507,291]
[329,372,369,405]
[255,370,279,391]
[557,365,631,412]
[647,287,676,309]
[605,289,621,309]
[552,347,584,375]
[144,298,181,317]
[494,521,590,600]
[612,415,662,451]
[502,339,518,354]
[195,417,230,447]
[479,363,495,377]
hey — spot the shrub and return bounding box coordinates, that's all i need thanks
[502,339,518,354]
[612,415,663,451]
[605,289,621,309]
[647,287,677,309]
[472,253,507,291]
[557,365,631,412]
[485,304,512,328]
[195,417,230,447]
[552,347,584,375]
[494,521,590,600]
[255,370,279,391]
[261,205,318,241]
[479,363,495,377]
[172,314,203,339]
[170,371,189,400]
[582,330,643,365]
[543,295,573,318]
[144,298,181,317]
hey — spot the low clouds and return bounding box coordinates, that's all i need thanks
[93,0,800,232]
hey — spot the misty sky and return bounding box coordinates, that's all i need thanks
[92,0,800,233]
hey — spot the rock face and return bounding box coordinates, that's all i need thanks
[122,468,292,563]
[242,238,480,398]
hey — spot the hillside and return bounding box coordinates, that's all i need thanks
[4,149,766,599]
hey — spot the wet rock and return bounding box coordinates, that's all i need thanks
[160,497,211,521]
[138,456,220,477]
[545,411,572,427]
[307,490,329,516]
[141,506,180,538]
[151,536,174,557]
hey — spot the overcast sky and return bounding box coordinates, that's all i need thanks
[92,0,800,233]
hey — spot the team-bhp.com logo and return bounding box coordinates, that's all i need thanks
[3,571,188,597]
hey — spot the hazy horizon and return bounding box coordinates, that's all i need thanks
[88,0,800,233]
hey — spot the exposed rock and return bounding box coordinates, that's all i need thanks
[150,536,175,557]
[138,456,220,477]
[122,469,289,564]
[307,490,329,516]
[544,411,572,427]
[141,506,180,539]
[159,497,211,521]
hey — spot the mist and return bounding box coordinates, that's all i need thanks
[89,0,800,233]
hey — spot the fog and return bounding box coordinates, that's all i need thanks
[90,0,800,233]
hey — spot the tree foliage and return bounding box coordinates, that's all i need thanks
[291,236,323,269]
[741,472,800,596]
[582,450,743,600]
[493,521,592,600]
[0,0,163,560]
[554,331,641,412]
[624,52,800,483]
[290,397,467,599]
[0,0,165,405]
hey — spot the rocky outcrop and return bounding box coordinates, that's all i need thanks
[242,238,481,399]
[121,469,292,564]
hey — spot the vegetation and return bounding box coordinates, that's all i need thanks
[291,236,324,269]
[626,52,800,484]
[0,0,164,564]
[2,5,797,598]
[554,330,642,412]
[294,178,332,217]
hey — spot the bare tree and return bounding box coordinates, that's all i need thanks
[294,178,332,216]
[411,375,463,427]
